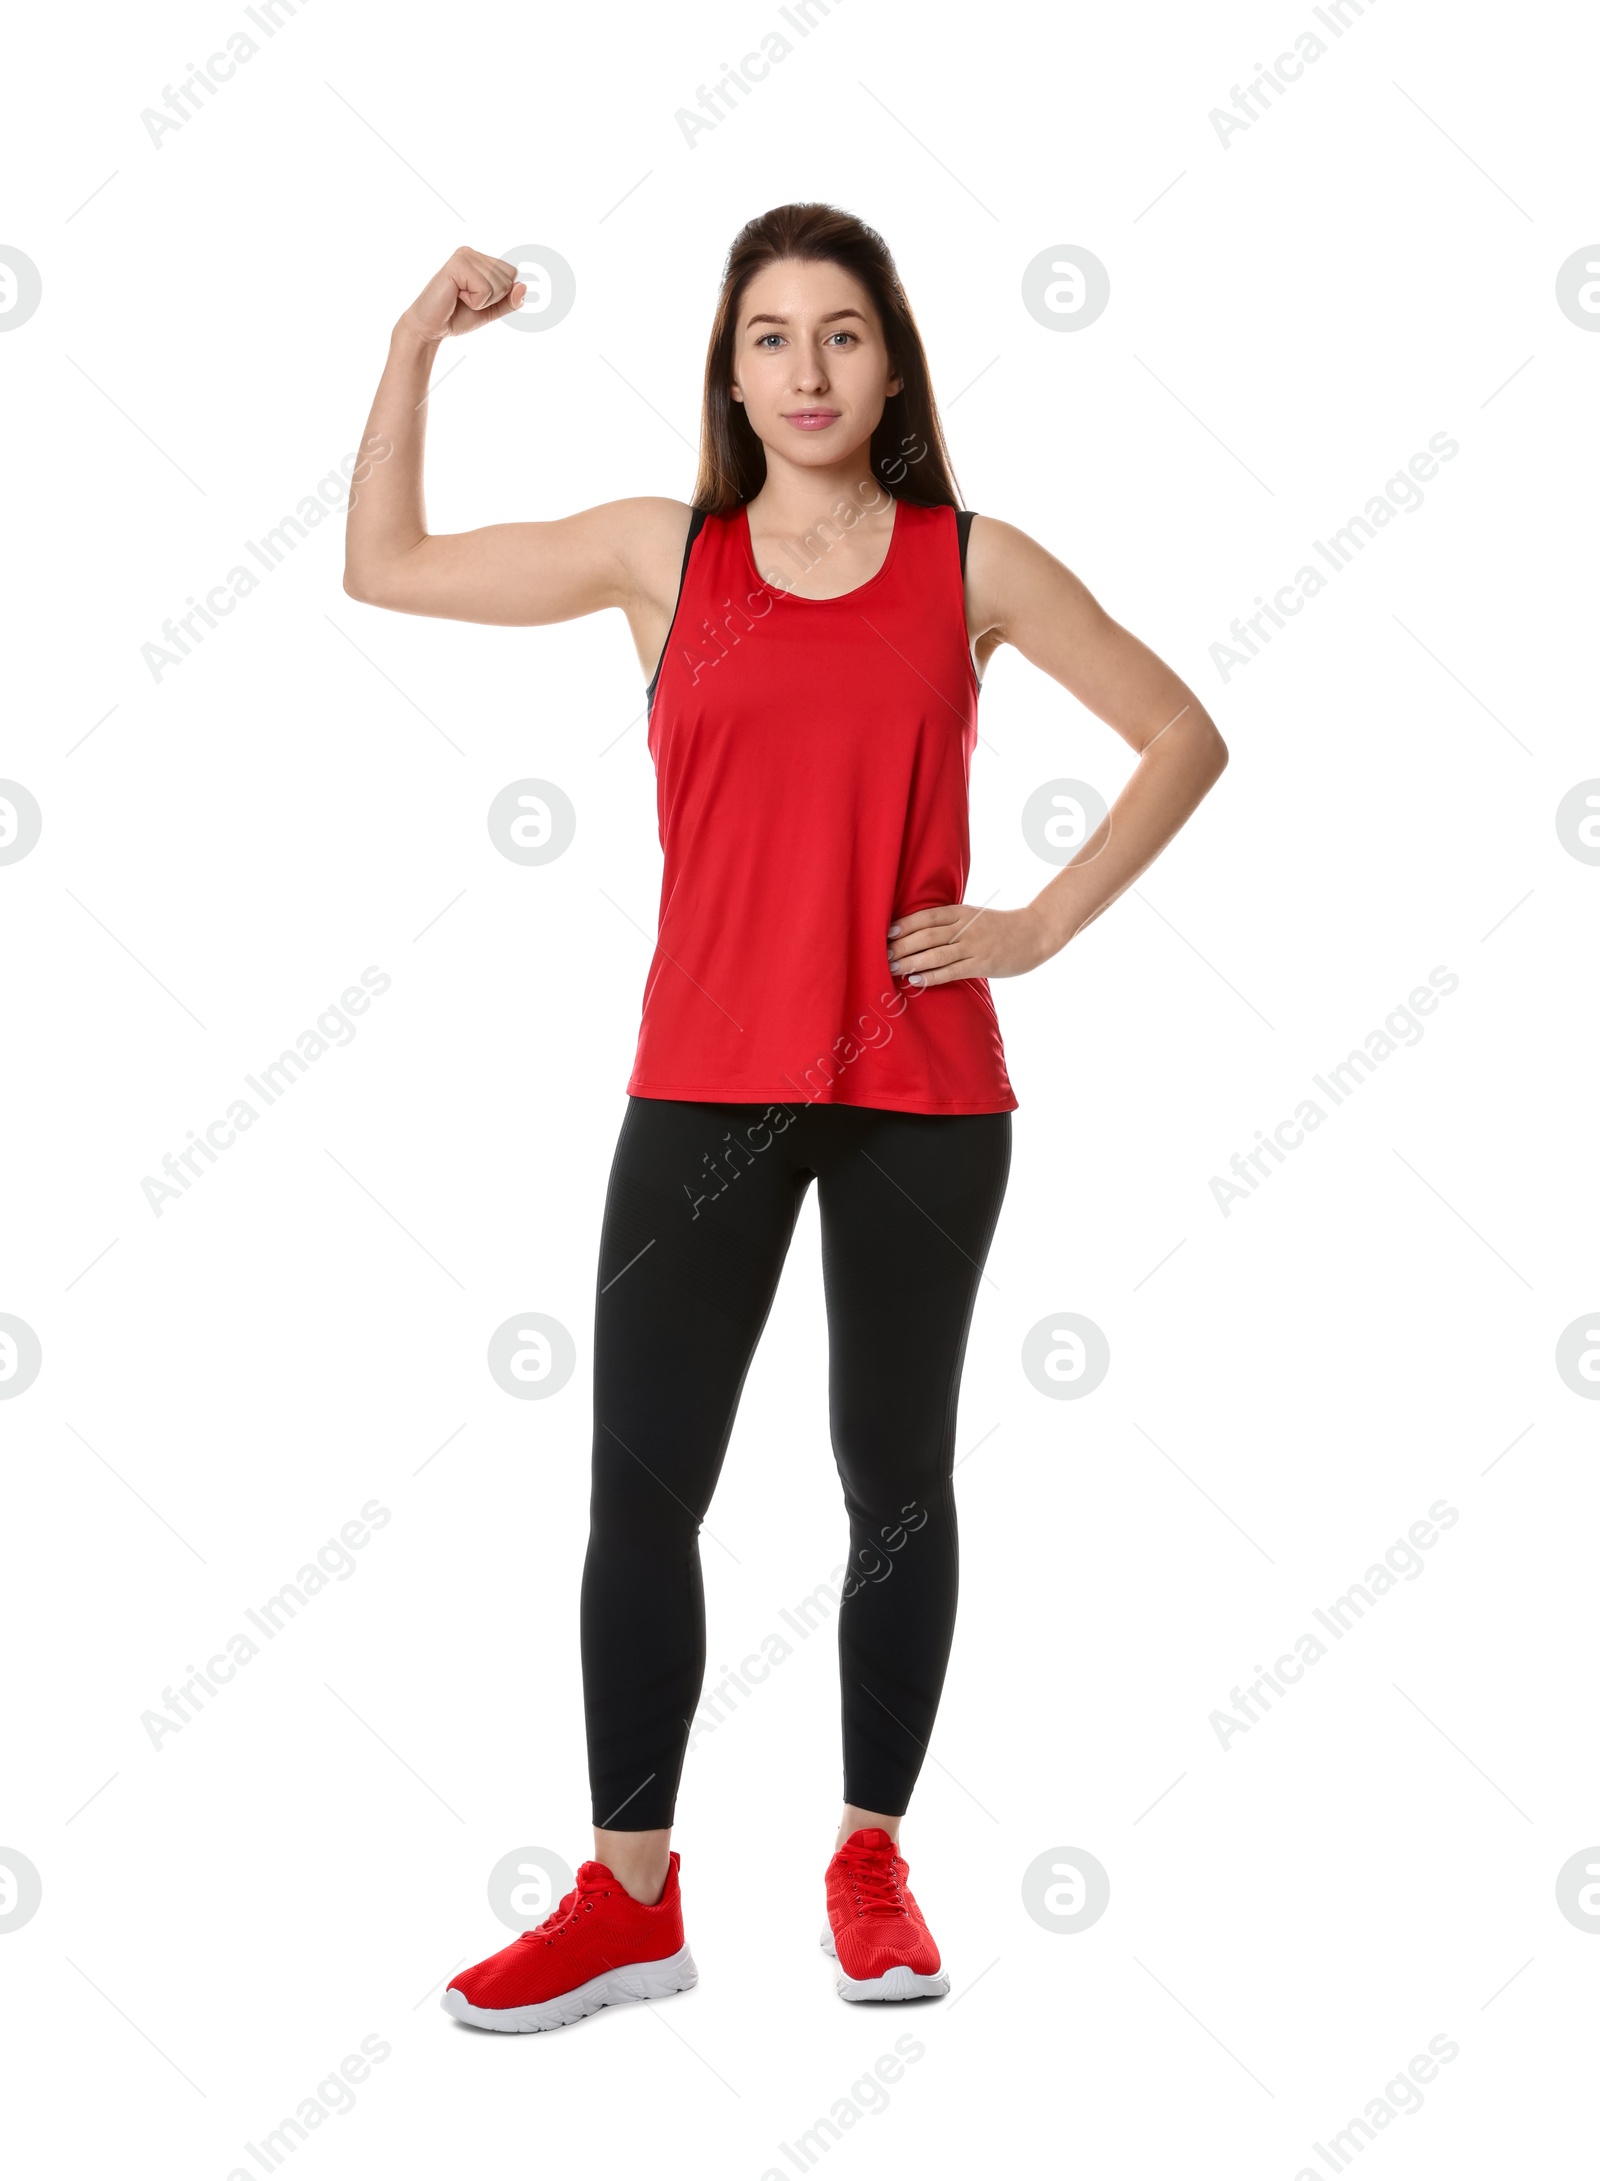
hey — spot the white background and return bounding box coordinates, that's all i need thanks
[3,0,1597,2173]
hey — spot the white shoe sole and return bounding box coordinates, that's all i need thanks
[820,1921,949,2002]
[441,1941,698,2032]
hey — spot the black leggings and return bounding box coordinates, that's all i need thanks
[581,1095,1012,1830]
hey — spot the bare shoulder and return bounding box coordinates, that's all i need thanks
[596,495,696,610]
[963,514,1098,641]
[959,512,1218,750]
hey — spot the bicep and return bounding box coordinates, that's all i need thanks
[354,496,688,628]
[967,515,1210,752]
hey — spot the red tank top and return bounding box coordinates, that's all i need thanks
[626,497,1017,1115]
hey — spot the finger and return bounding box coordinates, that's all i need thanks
[887,903,963,938]
[892,939,968,978]
[455,251,517,310]
[887,942,958,978]
[887,915,962,964]
[470,285,527,326]
[467,254,520,304]
[445,250,491,309]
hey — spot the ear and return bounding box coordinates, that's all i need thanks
[730,381,745,405]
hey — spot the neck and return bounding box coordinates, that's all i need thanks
[744,452,893,535]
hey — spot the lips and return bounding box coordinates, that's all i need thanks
[784,410,839,428]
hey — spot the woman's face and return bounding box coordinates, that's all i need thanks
[729,257,903,474]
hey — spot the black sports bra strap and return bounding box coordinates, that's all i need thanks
[645,506,710,709]
[955,507,976,579]
[679,504,709,573]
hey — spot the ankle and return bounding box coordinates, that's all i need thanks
[593,1826,672,1906]
[835,1805,903,1852]
[612,1862,669,1907]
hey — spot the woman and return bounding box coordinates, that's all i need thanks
[344,202,1227,2032]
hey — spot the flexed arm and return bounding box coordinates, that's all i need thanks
[342,247,685,636]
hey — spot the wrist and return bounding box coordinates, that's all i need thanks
[390,314,441,361]
[1027,885,1080,964]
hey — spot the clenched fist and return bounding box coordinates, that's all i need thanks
[400,248,527,343]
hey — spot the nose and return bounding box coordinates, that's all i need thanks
[791,341,829,395]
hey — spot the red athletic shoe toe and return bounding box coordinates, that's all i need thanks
[444,1852,697,2032]
[822,1828,948,2001]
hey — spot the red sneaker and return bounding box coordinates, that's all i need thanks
[822,1827,948,2001]
[443,1853,697,2032]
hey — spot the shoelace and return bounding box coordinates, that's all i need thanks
[836,1846,909,1919]
[517,1868,613,1946]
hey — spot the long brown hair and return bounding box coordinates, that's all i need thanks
[690,203,963,516]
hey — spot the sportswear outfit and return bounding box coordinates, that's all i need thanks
[448,496,1013,2029]
[588,497,1015,1829]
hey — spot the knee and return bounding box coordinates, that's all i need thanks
[832,1414,950,1515]
[587,1473,702,1560]
[839,1481,950,1558]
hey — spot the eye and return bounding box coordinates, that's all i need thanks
[826,330,858,345]
[755,332,784,348]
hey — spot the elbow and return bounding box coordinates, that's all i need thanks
[344,537,424,610]
[1197,710,1229,782]
[342,563,381,607]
